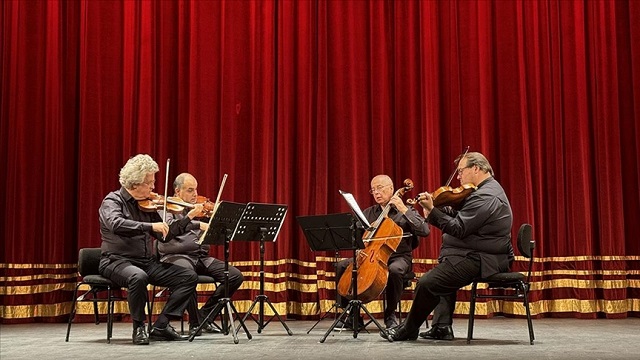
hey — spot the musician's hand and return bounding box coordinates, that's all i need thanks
[152,222,169,238]
[388,195,408,214]
[199,221,209,232]
[417,192,434,211]
[187,204,205,219]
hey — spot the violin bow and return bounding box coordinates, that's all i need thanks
[162,158,170,223]
[444,146,470,186]
[197,173,228,244]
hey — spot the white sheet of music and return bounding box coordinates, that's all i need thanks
[339,190,371,229]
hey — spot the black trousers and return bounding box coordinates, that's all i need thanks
[335,255,411,322]
[170,257,245,325]
[403,255,481,332]
[99,255,198,324]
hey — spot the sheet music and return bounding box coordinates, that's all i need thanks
[338,190,371,229]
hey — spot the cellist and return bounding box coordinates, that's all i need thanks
[335,175,430,329]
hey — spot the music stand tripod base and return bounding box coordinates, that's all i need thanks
[233,203,292,336]
[295,212,390,342]
[187,201,253,344]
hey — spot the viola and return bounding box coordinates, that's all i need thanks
[408,183,477,209]
[407,146,476,209]
[337,178,414,304]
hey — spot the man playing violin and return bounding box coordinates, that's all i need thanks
[336,174,430,329]
[99,154,204,345]
[381,152,514,341]
[157,173,244,336]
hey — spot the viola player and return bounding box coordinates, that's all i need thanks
[98,154,203,344]
[335,174,430,329]
[382,152,514,341]
[157,173,244,336]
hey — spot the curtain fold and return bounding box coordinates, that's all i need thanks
[1,0,639,322]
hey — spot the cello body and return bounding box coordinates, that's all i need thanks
[337,217,404,304]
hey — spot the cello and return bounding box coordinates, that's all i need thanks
[337,179,414,304]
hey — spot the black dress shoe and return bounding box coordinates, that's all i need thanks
[189,324,203,337]
[150,324,187,341]
[202,321,221,334]
[132,325,149,345]
[418,325,454,340]
[384,317,398,329]
[379,325,418,342]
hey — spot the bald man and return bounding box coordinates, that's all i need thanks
[335,175,430,329]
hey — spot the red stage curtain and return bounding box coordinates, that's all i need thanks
[1,0,639,322]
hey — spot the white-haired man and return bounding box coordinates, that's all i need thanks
[99,154,203,345]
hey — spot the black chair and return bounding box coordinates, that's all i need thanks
[65,248,151,343]
[467,223,536,345]
[150,274,220,334]
[396,267,416,322]
[380,265,416,325]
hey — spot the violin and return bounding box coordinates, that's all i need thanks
[337,178,414,304]
[164,195,216,218]
[137,192,184,214]
[406,146,476,209]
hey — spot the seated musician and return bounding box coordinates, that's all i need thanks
[335,174,430,329]
[157,173,244,336]
[381,152,514,341]
[98,154,200,345]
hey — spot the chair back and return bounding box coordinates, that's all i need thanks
[78,248,102,276]
[517,224,534,259]
[516,223,535,282]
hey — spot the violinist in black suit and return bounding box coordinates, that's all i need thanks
[382,152,514,341]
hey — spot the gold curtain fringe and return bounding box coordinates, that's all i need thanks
[2,255,638,269]
[3,298,639,320]
[3,276,640,295]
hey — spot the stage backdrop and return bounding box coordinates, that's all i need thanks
[2,0,639,323]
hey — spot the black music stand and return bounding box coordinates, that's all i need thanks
[235,203,292,335]
[187,201,252,344]
[297,213,354,334]
[297,212,388,342]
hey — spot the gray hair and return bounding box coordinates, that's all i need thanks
[119,154,159,189]
[457,151,494,176]
[173,173,193,191]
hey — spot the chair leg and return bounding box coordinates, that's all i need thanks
[522,284,534,345]
[107,287,113,343]
[149,286,156,333]
[92,289,100,325]
[65,283,81,342]
[467,282,478,344]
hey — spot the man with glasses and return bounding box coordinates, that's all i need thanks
[335,174,430,329]
[381,152,514,341]
[157,173,244,336]
[98,154,203,344]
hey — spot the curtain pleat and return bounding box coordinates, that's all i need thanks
[1,0,639,322]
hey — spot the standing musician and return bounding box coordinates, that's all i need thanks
[336,174,430,329]
[381,152,514,341]
[157,173,244,336]
[98,154,201,345]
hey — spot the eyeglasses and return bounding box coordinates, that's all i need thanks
[141,180,155,187]
[369,184,391,194]
[456,165,474,176]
